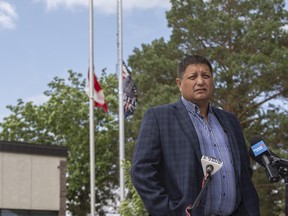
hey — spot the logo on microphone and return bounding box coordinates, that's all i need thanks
[251,140,268,156]
[201,155,223,176]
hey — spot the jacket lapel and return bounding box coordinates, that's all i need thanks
[172,100,202,163]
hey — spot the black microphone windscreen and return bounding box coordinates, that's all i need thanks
[249,136,280,183]
[250,136,263,146]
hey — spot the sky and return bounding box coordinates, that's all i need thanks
[1,1,288,123]
[0,0,172,121]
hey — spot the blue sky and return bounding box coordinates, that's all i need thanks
[0,0,171,121]
[1,1,287,122]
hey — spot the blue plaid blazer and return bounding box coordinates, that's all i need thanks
[131,100,260,216]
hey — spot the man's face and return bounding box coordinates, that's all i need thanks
[176,64,213,106]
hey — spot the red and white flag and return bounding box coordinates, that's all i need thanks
[87,68,108,112]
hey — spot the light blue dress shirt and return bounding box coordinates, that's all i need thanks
[182,97,236,216]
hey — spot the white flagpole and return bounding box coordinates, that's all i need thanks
[89,0,96,215]
[117,0,125,201]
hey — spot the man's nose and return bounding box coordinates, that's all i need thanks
[196,76,205,85]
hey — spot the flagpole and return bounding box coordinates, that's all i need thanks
[89,0,96,215]
[117,0,125,201]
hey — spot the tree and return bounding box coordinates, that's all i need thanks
[0,70,120,215]
[166,0,288,125]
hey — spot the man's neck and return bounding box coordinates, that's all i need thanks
[195,102,209,117]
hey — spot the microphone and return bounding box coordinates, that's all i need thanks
[186,155,223,214]
[201,155,223,176]
[249,136,280,183]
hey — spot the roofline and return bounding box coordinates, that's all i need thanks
[0,140,68,157]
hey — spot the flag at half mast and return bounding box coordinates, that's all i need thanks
[87,68,108,112]
[122,61,137,118]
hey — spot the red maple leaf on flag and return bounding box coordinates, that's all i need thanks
[87,69,108,112]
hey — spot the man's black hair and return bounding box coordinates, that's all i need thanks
[177,55,213,78]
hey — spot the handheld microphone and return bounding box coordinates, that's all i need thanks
[201,155,223,176]
[249,136,280,183]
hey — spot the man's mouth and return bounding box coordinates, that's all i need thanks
[195,88,206,92]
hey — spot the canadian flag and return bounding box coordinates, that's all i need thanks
[87,68,108,112]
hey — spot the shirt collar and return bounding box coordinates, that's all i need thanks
[181,96,213,115]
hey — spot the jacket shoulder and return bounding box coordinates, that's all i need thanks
[212,106,237,119]
[149,100,183,112]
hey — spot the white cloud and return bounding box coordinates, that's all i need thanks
[0,1,18,30]
[34,0,171,14]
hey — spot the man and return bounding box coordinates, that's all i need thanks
[131,55,260,216]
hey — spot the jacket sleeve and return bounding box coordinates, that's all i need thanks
[131,108,175,216]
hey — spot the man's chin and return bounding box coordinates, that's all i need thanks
[190,98,210,105]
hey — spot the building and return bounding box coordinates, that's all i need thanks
[0,140,68,216]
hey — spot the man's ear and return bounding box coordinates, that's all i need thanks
[176,78,182,92]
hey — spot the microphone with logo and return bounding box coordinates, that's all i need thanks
[249,136,280,183]
[185,155,223,216]
[201,155,223,176]
[250,136,288,215]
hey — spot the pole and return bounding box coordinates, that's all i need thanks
[89,0,95,215]
[117,0,125,201]
[186,175,212,216]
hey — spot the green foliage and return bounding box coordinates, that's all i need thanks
[167,0,288,121]
[0,70,119,215]
[119,160,148,216]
